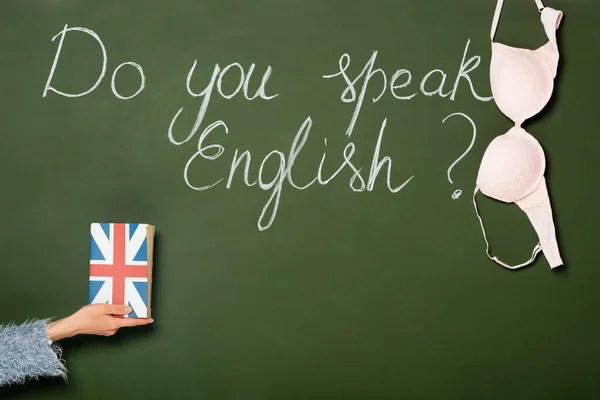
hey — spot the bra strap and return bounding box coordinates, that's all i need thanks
[473,187,542,270]
[535,0,545,11]
[491,0,546,42]
[541,7,563,51]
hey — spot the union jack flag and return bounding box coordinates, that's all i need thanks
[89,223,154,318]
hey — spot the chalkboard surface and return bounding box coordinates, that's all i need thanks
[1,0,599,398]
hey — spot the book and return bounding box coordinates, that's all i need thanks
[89,223,155,318]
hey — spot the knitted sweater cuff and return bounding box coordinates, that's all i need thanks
[0,318,68,387]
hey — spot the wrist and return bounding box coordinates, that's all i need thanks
[46,316,77,342]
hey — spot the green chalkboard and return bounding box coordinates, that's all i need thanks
[2,0,600,398]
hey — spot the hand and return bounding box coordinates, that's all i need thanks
[46,304,154,342]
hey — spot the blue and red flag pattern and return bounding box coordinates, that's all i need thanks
[89,223,152,318]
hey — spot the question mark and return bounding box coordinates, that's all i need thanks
[442,112,477,200]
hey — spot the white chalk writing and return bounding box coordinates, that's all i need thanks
[322,39,492,137]
[43,24,146,100]
[40,24,493,231]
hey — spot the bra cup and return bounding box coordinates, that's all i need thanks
[476,127,545,203]
[537,42,559,77]
[490,44,555,123]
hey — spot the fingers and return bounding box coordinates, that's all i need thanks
[115,317,154,328]
[98,304,133,316]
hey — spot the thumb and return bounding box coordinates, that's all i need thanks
[103,304,132,316]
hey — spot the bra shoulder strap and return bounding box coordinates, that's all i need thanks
[535,0,545,11]
[541,7,563,49]
[490,0,505,42]
[490,0,548,42]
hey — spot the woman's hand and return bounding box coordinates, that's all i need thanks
[46,304,154,342]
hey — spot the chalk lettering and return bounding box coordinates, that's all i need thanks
[169,61,279,146]
[183,120,228,191]
[182,115,413,231]
[287,117,317,190]
[367,119,414,193]
[390,69,417,100]
[111,62,145,100]
[323,51,386,137]
[226,150,257,188]
[450,39,493,101]
[168,61,220,146]
[42,25,107,98]
[317,140,366,192]
[257,150,287,231]
[323,40,491,139]
[420,69,451,97]
[243,64,279,101]
[217,63,244,99]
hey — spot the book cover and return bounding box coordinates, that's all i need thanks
[89,223,155,318]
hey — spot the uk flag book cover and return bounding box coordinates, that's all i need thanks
[89,223,155,318]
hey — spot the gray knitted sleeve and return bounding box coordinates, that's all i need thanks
[0,319,68,387]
